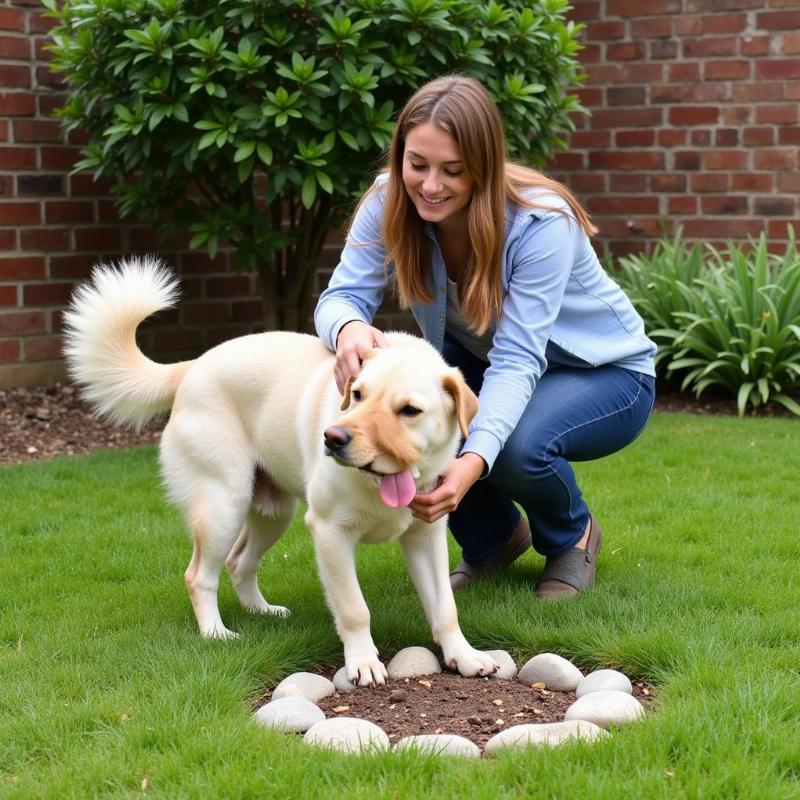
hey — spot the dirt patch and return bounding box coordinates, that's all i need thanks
[257,669,653,749]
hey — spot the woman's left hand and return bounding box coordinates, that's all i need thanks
[409,452,486,524]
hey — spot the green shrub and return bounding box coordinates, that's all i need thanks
[45,0,588,331]
[611,229,800,417]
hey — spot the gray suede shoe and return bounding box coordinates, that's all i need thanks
[536,514,603,601]
[449,517,532,591]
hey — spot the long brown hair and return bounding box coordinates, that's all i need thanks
[357,75,597,335]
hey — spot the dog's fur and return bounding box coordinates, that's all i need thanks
[63,258,498,685]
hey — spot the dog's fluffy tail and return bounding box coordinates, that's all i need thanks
[63,256,192,430]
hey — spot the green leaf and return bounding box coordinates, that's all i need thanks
[234,141,255,162]
[301,173,317,208]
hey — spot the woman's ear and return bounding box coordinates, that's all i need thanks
[442,368,479,438]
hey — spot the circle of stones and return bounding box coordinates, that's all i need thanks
[254,648,646,758]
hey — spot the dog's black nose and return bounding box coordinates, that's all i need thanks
[323,426,351,451]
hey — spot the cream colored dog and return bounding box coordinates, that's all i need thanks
[63,258,498,686]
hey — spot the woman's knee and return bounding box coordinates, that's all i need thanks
[491,424,555,487]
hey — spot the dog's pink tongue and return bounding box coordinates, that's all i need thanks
[379,470,417,508]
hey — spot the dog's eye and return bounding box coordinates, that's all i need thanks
[399,405,422,417]
[352,389,361,402]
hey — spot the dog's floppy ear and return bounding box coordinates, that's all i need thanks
[442,368,479,439]
[340,375,354,411]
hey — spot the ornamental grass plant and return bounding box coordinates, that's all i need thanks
[611,228,800,416]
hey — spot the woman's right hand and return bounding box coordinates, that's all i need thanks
[334,321,389,394]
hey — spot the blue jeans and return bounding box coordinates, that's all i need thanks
[443,335,656,562]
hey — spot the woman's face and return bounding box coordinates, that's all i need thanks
[401,123,474,230]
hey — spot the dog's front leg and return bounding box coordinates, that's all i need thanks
[306,513,387,687]
[400,521,498,677]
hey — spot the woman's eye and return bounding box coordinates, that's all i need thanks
[352,389,361,401]
[399,405,421,417]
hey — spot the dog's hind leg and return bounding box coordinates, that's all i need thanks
[226,503,296,618]
[184,479,251,639]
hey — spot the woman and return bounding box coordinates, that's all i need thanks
[314,75,656,600]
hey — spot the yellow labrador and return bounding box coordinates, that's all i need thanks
[64,258,498,686]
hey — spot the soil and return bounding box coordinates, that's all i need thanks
[1,378,795,468]
[256,668,654,748]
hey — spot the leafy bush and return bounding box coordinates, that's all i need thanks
[45,0,588,331]
[611,229,800,417]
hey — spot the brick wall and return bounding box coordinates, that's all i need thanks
[552,0,800,257]
[1,0,799,388]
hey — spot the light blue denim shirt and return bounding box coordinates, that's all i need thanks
[315,178,656,472]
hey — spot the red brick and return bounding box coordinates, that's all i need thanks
[0,145,36,169]
[73,227,122,251]
[20,228,70,251]
[0,8,24,31]
[609,174,648,192]
[13,119,62,143]
[570,130,611,148]
[590,108,663,128]
[206,325,254,348]
[778,127,800,145]
[35,67,64,90]
[650,174,686,192]
[658,129,687,146]
[669,62,700,81]
[786,84,800,101]
[69,173,114,197]
[182,301,230,325]
[586,21,625,39]
[741,36,771,56]
[578,44,602,63]
[128,227,161,249]
[23,282,75,306]
[0,119,7,142]
[0,286,17,306]
[45,200,95,224]
[29,10,58,34]
[675,18,703,35]
[50,255,92,279]
[704,60,750,80]
[25,336,63,361]
[651,83,727,103]
[767,219,800,240]
[756,11,800,30]
[0,256,46,280]
[206,276,251,297]
[756,60,800,79]
[704,13,747,33]
[0,69,28,91]
[783,34,800,55]
[569,1,600,21]
[690,129,711,146]
[231,300,262,323]
[97,200,123,224]
[0,202,40,225]
[631,18,673,37]
[674,151,702,170]
[754,197,797,216]
[691,174,730,192]
[0,229,15,249]
[589,151,665,169]
[732,83,783,102]
[0,310,46,336]
[756,105,798,124]
[754,149,798,170]
[687,0,762,9]
[732,173,774,192]
[668,196,698,215]
[0,339,21,363]
[607,0,681,15]
[39,146,79,170]
[607,86,646,105]
[723,106,751,124]
[777,174,800,192]
[650,40,678,59]
[669,106,719,125]
[575,87,603,107]
[607,42,646,60]
[683,37,738,57]
[152,328,203,352]
[714,128,739,146]
[616,130,655,146]
[0,35,29,58]
[0,176,12,197]
[706,150,749,169]
[570,174,606,193]
[682,220,763,239]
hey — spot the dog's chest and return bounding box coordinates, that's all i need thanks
[350,509,413,544]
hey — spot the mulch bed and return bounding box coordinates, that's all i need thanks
[256,669,653,748]
[0,379,795,468]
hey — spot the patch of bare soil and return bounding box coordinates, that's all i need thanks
[257,670,653,749]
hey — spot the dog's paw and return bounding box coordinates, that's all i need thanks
[201,625,240,640]
[246,601,291,618]
[444,646,499,678]
[345,649,388,687]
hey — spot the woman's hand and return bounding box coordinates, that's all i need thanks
[410,452,486,524]
[334,320,389,394]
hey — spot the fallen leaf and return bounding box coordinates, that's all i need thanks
[417,679,432,688]
[434,728,444,734]
[140,777,148,791]
[333,705,350,713]
[531,682,546,689]
[492,699,503,706]
[533,708,543,716]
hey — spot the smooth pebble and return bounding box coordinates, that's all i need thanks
[272,672,336,703]
[517,653,583,691]
[485,650,518,681]
[395,734,481,758]
[576,669,633,698]
[303,717,390,754]
[565,690,644,728]
[485,720,607,754]
[332,666,358,692]
[386,646,442,680]
[254,697,324,733]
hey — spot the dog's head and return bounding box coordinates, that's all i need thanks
[323,334,478,508]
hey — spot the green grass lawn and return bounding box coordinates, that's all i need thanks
[1,411,799,799]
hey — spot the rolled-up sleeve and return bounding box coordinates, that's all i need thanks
[314,185,389,352]
[461,209,579,471]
